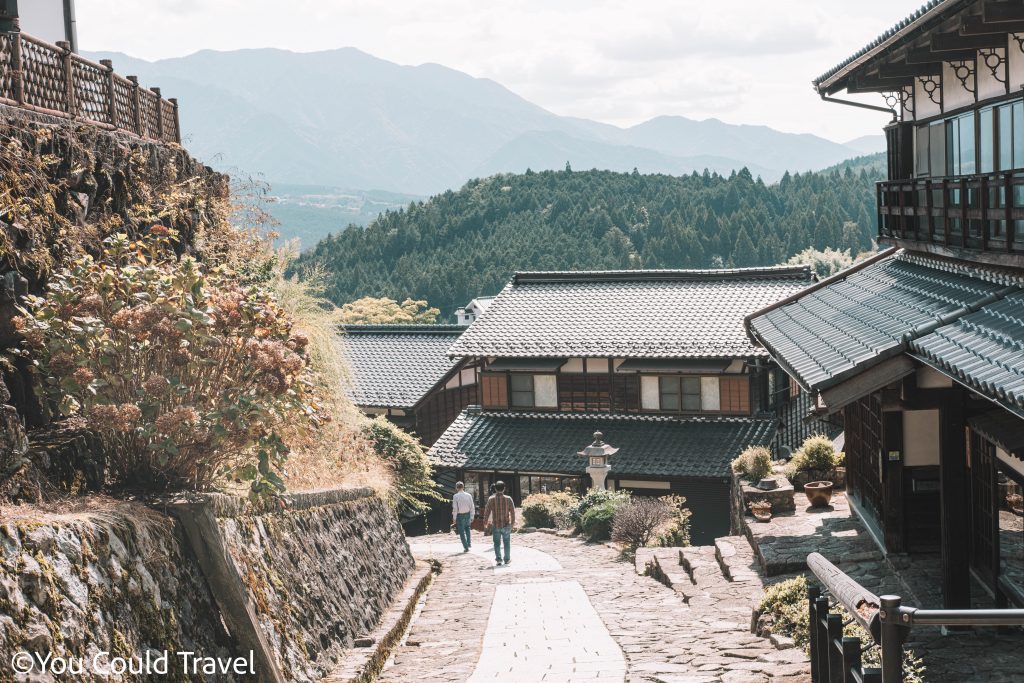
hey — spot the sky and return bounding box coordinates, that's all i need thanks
[74,0,926,144]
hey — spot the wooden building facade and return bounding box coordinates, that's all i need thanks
[748,0,1024,610]
[431,266,828,545]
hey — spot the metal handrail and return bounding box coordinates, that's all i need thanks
[807,552,1024,683]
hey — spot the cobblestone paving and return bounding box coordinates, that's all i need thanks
[380,532,809,683]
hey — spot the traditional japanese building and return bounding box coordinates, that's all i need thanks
[431,267,823,544]
[339,325,478,446]
[746,0,1024,610]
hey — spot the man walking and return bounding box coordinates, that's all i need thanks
[451,482,475,552]
[483,480,515,566]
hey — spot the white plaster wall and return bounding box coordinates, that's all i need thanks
[1010,36,1024,91]
[700,377,720,411]
[586,358,610,373]
[916,76,942,119]
[535,375,558,408]
[977,49,1008,102]
[618,480,671,490]
[461,367,477,385]
[641,376,660,410]
[904,409,941,467]
[942,62,975,112]
[561,358,584,373]
[916,367,953,389]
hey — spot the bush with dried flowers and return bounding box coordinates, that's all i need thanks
[14,227,320,494]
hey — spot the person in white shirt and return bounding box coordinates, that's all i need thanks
[451,482,475,552]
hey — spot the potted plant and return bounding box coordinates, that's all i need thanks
[1008,493,1024,515]
[749,499,773,522]
[785,435,844,490]
[804,481,834,508]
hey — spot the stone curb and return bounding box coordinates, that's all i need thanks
[324,560,436,683]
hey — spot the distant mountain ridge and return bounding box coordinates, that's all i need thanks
[86,47,884,196]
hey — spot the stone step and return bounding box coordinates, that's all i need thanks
[714,535,761,583]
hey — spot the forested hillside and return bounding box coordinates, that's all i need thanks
[295,165,880,318]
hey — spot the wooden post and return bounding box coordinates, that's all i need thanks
[1005,173,1013,251]
[126,75,142,135]
[56,40,75,116]
[10,29,24,105]
[939,387,970,611]
[841,636,863,683]
[980,175,990,250]
[827,613,845,683]
[882,410,905,552]
[169,96,181,143]
[152,86,163,140]
[814,596,830,680]
[99,58,116,126]
[942,179,951,246]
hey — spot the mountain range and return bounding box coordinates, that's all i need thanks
[87,47,884,199]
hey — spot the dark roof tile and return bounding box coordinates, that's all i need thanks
[448,267,814,360]
[339,325,464,409]
[747,252,1018,391]
[429,410,777,480]
[912,292,1024,416]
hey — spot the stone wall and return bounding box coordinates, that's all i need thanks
[207,489,415,681]
[0,489,416,682]
[0,498,235,681]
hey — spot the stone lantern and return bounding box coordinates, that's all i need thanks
[579,431,618,492]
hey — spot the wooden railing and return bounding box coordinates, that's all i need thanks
[807,552,1024,682]
[0,30,180,143]
[877,173,1024,256]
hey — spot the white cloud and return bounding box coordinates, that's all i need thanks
[74,0,924,141]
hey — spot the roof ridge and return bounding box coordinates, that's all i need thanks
[468,410,775,424]
[512,265,813,285]
[341,324,466,334]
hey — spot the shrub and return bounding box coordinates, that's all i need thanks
[522,490,578,528]
[569,489,631,532]
[651,494,692,548]
[612,497,674,551]
[785,434,844,478]
[580,501,621,541]
[16,229,318,494]
[758,576,926,683]
[361,416,441,513]
[732,445,773,483]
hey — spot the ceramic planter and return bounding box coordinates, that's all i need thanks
[752,509,772,522]
[804,481,834,508]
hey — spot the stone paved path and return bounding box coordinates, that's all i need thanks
[380,532,809,683]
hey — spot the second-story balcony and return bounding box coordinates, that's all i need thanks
[878,173,1024,265]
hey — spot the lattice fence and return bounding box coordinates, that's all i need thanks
[0,31,180,143]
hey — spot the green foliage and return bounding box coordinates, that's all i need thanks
[580,501,620,541]
[339,296,440,324]
[651,494,692,548]
[361,416,442,512]
[521,490,579,528]
[786,246,859,278]
[294,166,882,317]
[732,445,773,483]
[759,576,811,649]
[568,489,631,532]
[759,576,926,683]
[16,228,318,494]
[785,434,844,478]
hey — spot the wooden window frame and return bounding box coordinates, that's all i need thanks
[509,373,535,408]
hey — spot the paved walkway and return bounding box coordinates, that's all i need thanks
[381,533,809,683]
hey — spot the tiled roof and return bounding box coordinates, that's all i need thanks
[912,292,1024,417]
[429,410,777,480]
[813,0,962,91]
[447,267,814,360]
[746,251,1017,392]
[339,325,464,409]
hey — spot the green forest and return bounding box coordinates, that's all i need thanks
[295,159,882,318]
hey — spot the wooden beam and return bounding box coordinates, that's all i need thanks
[984,0,1024,24]
[877,62,944,79]
[819,356,917,414]
[961,15,1024,35]
[932,31,1006,51]
[882,410,906,553]
[939,387,971,611]
[905,47,977,63]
